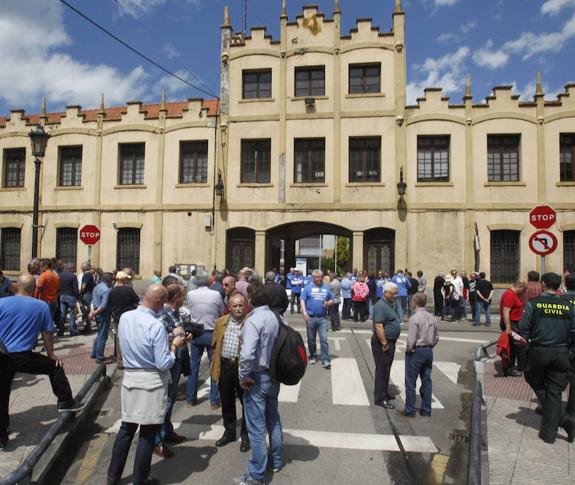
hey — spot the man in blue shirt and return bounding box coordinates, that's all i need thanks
[0,274,83,450]
[300,270,334,369]
[340,273,353,320]
[107,285,186,484]
[234,281,282,485]
[89,272,113,364]
[289,270,304,314]
[391,270,411,322]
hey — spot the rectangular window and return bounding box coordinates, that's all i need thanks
[560,133,575,182]
[349,137,381,183]
[490,230,520,283]
[349,63,381,94]
[58,146,82,186]
[241,139,271,184]
[118,143,145,185]
[294,138,325,183]
[565,231,575,271]
[117,228,140,274]
[487,135,520,182]
[3,148,25,188]
[242,69,272,99]
[56,228,78,265]
[0,228,21,271]
[295,66,325,97]
[179,141,208,184]
[417,135,450,182]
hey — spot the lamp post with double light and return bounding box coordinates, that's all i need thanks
[28,125,50,258]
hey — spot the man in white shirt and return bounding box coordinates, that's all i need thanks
[451,270,464,321]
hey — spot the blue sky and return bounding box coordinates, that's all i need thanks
[1,0,574,116]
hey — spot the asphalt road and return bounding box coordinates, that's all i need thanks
[61,313,500,485]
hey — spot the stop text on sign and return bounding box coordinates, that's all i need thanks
[530,213,555,223]
[79,224,101,245]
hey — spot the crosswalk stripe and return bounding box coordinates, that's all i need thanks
[104,420,438,454]
[278,382,301,403]
[328,336,345,351]
[331,358,370,406]
[433,362,461,384]
[174,423,438,453]
[389,364,444,409]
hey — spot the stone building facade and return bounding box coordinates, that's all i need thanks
[0,1,574,284]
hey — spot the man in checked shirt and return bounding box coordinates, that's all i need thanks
[400,292,439,417]
[210,292,250,452]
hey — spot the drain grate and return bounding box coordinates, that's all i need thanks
[449,430,469,443]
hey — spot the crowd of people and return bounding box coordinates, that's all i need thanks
[2,258,575,481]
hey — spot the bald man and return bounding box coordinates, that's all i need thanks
[0,274,83,450]
[107,284,186,484]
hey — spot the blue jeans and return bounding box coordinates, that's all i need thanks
[92,312,110,360]
[328,303,341,331]
[155,351,183,446]
[243,372,282,481]
[59,295,77,334]
[187,330,219,405]
[405,347,433,416]
[395,296,407,322]
[306,317,330,364]
[474,301,491,326]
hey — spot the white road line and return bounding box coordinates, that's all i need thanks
[433,362,461,384]
[331,358,370,406]
[433,336,488,344]
[328,337,345,351]
[174,423,437,453]
[389,364,444,409]
[278,382,301,403]
[197,378,211,399]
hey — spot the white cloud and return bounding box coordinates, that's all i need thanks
[115,0,201,18]
[162,43,181,60]
[508,80,562,101]
[437,32,458,43]
[433,0,459,5]
[0,1,148,110]
[407,47,469,104]
[473,40,509,69]
[153,69,204,98]
[460,21,476,34]
[541,0,575,15]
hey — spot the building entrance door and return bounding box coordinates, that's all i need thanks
[364,228,395,275]
[226,228,255,275]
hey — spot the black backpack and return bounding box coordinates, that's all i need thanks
[270,312,307,385]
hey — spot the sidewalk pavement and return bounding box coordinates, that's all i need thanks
[0,332,113,479]
[484,359,575,485]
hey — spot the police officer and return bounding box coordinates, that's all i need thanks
[563,273,575,418]
[518,272,575,443]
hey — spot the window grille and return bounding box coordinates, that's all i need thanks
[117,228,140,273]
[295,66,325,97]
[564,231,575,271]
[490,230,520,283]
[56,228,78,265]
[242,69,272,99]
[349,64,381,94]
[0,228,21,271]
[560,133,575,182]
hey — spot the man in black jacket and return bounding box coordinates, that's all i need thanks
[264,271,289,315]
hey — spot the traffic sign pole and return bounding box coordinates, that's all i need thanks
[88,245,92,265]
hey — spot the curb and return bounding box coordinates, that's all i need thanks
[2,363,119,485]
[36,363,118,485]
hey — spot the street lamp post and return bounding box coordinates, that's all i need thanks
[28,125,50,258]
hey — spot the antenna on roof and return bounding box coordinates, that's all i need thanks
[244,0,247,34]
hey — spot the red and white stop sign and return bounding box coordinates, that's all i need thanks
[529,205,556,230]
[79,224,101,245]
